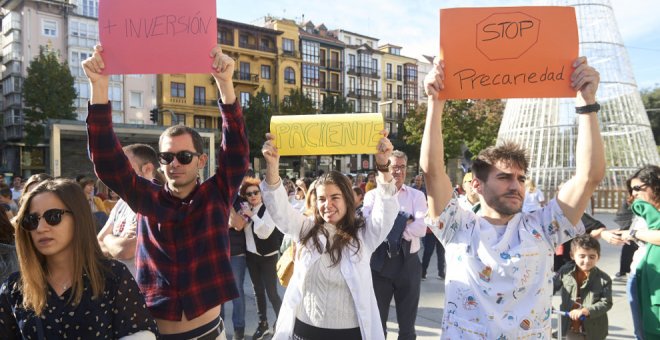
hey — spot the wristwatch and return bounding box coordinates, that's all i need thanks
[629,229,639,242]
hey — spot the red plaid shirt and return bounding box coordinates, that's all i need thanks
[86,101,249,321]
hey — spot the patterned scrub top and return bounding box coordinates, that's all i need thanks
[0,259,157,339]
[429,198,584,340]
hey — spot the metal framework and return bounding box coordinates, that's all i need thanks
[498,0,659,200]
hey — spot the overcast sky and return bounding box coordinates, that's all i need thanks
[218,0,660,89]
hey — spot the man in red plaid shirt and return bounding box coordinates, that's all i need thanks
[83,45,249,339]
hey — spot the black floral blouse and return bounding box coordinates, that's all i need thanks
[0,259,157,339]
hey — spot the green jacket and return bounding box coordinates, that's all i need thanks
[631,199,660,337]
[553,263,613,340]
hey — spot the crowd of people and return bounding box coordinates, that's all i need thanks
[0,44,657,340]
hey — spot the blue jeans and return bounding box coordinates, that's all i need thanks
[221,255,247,329]
[627,271,644,340]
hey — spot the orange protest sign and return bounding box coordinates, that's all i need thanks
[439,7,578,99]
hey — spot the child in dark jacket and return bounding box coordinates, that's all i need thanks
[554,234,612,340]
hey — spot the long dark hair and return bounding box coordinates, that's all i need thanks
[0,210,13,244]
[300,171,365,266]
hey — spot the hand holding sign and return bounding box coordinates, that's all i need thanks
[424,57,446,100]
[375,130,393,167]
[81,45,109,105]
[571,57,600,106]
[439,6,578,99]
[210,47,237,104]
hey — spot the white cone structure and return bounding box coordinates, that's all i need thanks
[498,0,659,200]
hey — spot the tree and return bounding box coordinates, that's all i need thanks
[22,46,76,145]
[402,99,504,161]
[280,89,315,115]
[243,87,274,160]
[321,95,354,114]
[641,87,660,145]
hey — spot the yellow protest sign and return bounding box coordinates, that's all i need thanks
[270,113,384,156]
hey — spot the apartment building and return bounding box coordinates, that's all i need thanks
[263,17,302,108]
[379,44,419,136]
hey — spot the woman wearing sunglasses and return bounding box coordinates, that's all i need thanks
[260,131,397,340]
[609,165,660,340]
[238,177,283,339]
[0,179,158,339]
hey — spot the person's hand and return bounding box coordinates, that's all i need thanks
[424,57,446,100]
[572,57,599,106]
[82,45,109,88]
[240,206,254,219]
[229,208,247,230]
[569,308,588,321]
[613,229,634,243]
[262,133,280,166]
[601,229,626,246]
[210,46,234,84]
[374,130,393,166]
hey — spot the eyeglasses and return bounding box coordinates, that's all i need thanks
[158,151,201,165]
[244,190,261,197]
[21,209,72,231]
[389,165,406,172]
[631,184,649,192]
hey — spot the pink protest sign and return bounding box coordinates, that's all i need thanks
[99,0,217,74]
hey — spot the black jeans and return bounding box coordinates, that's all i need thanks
[421,234,444,276]
[246,252,282,323]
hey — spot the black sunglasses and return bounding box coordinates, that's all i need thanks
[22,209,72,231]
[631,184,649,192]
[158,151,201,165]
[244,190,260,197]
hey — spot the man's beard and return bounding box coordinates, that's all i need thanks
[484,192,523,216]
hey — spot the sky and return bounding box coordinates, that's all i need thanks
[218,0,660,89]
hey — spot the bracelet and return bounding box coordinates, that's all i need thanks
[575,102,600,114]
[375,159,391,172]
[630,229,639,241]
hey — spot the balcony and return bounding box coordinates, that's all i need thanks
[320,81,343,93]
[194,99,218,107]
[169,97,186,105]
[233,71,260,85]
[385,72,402,81]
[404,75,418,84]
[284,78,296,85]
[346,66,380,79]
[281,49,300,58]
[323,59,343,70]
[219,37,234,46]
[346,89,380,100]
[238,41,278,53]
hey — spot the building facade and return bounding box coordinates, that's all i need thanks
[379,44,418,137]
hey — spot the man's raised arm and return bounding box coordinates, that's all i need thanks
[557,57,606,225]
[420,58,453,220]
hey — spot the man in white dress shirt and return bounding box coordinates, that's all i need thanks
[364,150,428,340]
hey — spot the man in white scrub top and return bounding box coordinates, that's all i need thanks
[420,56,605,339]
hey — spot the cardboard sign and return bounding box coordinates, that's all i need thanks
[271,114,384,156]
[439,6,578,99]
[99,0,217,74]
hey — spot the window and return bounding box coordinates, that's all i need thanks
[319,71,326,89]
[110,84,123,110]
[81,0,99,17]
[261,65,271,80]
[345,36,352,45]
[348,54,356,69]
[194,86,206,105]
[371,58,378,73]
[387,84,392,99]
[129,91,142,108]
[302,40,320,64]
[302,64,319,87]
[70,21,98,47]
[330,51,339,68]
[219,28,233,45]
[320,49,326,67]
[331,73,340,91]
[194,116,209,129]
[74,82,90,107]
[42,19,57,37]
[397,65,403,81]
[356,38,362,45]
[397,85,403,100]
[70,51,92,76]
[171,82,185,97]
[240,92,250,108]
[387,63,392,79]
[284,67,295,84]
[173,114,186,125]
[372,102,377,113]
[349,77,356,92]
[239,62,251,80]
[282,38,294,54]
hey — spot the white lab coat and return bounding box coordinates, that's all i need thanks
[260,178,398,340]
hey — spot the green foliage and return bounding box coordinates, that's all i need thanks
[402,99,504,161]
[280,89,315,115]
[22,46,76,145]
[321,95,354,113]
[641,87,660,145]
[243,87,273,160]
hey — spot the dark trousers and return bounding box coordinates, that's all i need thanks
[372,252,421,340]
[619,242,639,274]
[421,234,444,277]
[246,252,282,323]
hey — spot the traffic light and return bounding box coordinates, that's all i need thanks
[149,108,158,124]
